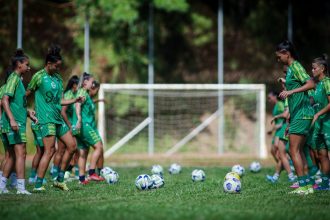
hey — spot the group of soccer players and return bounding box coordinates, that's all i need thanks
[267,40,330,195]
[0,45,105,195]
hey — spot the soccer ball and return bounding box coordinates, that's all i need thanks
[104,171,119,184]
[191,169,206,182]
[150,174,165,189]
[231,165,245,177]
[169,163,181,174]
[151,165,164,176]
[249,161,261,173]
[223,178,241,193]
[135,174,153,190]
[224,172,241,181]
[100,167,113,178]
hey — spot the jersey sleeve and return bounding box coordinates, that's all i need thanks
[291,62,310,83]
[284,98,289,108]
[64,91,73,100]
[277,101,285,113]
[0,85,5,99]
[4,74,19,97]
[77,89,87,104]
[324,79,330,96]
[27,72,42,91]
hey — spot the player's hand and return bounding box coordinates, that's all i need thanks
[10,119,19,131]
[28,110,38,124]
[76,96,85,103]
[270,117,277,124]
[75,120,81,130]
[277,77,286,83]
[311,114,319,126]
[279,90,293,99]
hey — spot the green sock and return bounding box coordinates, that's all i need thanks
[308,165,318,176]
[52,166,60,179]
[57,170,65,183]
[298,176,307,187]
[303,146,315,169]
[30,169,37,179]
[35,177,44,188]
[321,173,330,188]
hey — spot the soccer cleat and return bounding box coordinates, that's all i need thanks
[33,186,46,192]
[288,177,296,183]
[290,181,299,189]
[0,188,10,194]
[17,189,32,195]
[313,184,319,189]
[64,171,71,180]
[266,175,278,183]
[88,173,105,181]
[53,181,69,191]
[79,180,89,185]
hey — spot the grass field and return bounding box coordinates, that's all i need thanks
[0,166,330,220]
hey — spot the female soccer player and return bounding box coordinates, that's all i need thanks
[75,73,104,184]
[310,54,330,190]
[89,81,104,176]
[0,49,37,194]
[277,40,315,195]
[52,75,80,181]
[26,45,82,191]
[266,91,285,182]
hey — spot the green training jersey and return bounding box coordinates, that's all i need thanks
[285,60,314,120]
[272,100,285,125]
[28,69,63,124]
[2,72,27,130]
[63,90,77,121]
[74,88,95,125]
[0,85,5,100]
[314,77,330,121]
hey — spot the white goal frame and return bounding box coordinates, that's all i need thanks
[98,84,266,159]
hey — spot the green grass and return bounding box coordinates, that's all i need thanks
[0,167,329,220]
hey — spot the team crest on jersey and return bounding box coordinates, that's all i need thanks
[51,81,56,89]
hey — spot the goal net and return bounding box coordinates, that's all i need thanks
[97,84,266,158]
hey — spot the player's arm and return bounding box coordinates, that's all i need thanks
[75,102,82,129]
[61,96,85,106]
[312,95,330,125]
[61,105,71,128]
[2,95,18,131]
[279,79,315,99]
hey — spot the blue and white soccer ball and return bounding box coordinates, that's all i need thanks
[224,172,241,181]
[151,165,164,176]
[135,174,153,190]
[169,163,181,174]
[223,177,241,193]
[249,161,261,173]
[100,167,113,178]
[191,169,206,182]
[150,174,165,189]
[231,165,245,177]
[104,171,119,184]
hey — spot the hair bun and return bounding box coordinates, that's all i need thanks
[14,48,25,57]
[47,44,61,56]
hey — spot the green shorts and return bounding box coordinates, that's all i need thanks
[40,122,69,139]
[289,119,312,136]
[31,123,44,147]
[6,126,27,145]
[75,123,102,150]
[312,119,330,151]
[278,123,288,141]
[1,133,9,150]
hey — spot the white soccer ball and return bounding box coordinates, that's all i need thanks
[224,172,241,181]
[151,165,164,176]
[169,163,181,174]
[191,169,206,182]
[100,167,113,178]
[135,174,153,190]
[249,161,261,173]
[231,165,245,177]
[150,174,165,189]
[105,171,119,184]
[223,178,241,193]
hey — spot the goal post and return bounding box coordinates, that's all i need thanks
[98,84,267,159]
